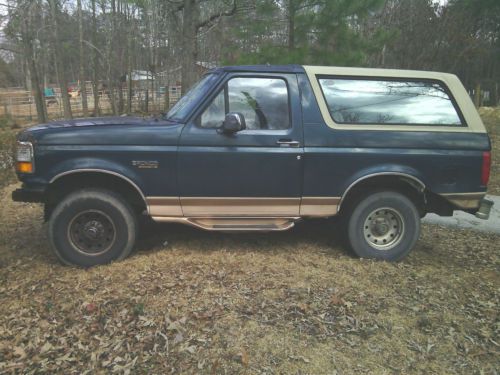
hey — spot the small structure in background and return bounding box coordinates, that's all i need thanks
[44,87,57,106]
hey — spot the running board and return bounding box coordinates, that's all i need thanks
[151,216,299,231]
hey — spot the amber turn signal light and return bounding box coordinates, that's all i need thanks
[16,162,34,173]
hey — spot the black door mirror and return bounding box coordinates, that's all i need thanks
[218,112,246,134]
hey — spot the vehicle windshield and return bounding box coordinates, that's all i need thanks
[165,73,219,122]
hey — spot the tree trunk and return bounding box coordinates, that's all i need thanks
[77,0,89,117]
[380,44,386,67]
[24,59,31,92]
[287,0,295,51]
[127,24,133,114]
[48,0,72,119]
[21,3,47,123]
[27,53,47,123]
[106,0,117,115]
[178,0,237,91]
[181,0,199,92]
[91,0,100,116]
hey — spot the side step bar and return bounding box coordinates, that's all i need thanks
[151,217,299,231]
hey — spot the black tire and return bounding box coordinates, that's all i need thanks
[48,188,137,267]
[346,191,420,261]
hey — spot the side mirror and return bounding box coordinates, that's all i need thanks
[218,112,246,134]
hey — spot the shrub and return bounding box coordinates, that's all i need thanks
[0,130,17,187]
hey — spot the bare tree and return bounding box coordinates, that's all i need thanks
[19,1,47,123]
[178,0,238,91]
[0,0,498,125]
[91,0,100,116]
[77,0,88,117]
[48,0,72,119]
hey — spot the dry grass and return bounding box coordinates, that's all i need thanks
[0,109,499,373]
[0,183,498,374]
[479,107,500,195]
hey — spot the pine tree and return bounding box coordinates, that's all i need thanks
[224,0,385,66]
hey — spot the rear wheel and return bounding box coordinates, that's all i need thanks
[346,191,420,261]
[48,188,137,267]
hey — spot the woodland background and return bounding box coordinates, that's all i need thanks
[0,0,498,124]
[0,2,499,372]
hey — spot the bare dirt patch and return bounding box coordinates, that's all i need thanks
[0,183,498,374]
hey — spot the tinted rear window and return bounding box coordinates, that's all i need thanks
[318,77,463,126]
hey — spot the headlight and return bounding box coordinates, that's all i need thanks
[16,141,34,173]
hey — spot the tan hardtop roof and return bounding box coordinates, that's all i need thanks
[303,65,486,133]
[302,65,458,80]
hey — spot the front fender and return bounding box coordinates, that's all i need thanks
[47,157,143,187]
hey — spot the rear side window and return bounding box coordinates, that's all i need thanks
[317,77,463,126]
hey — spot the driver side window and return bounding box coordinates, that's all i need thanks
[198,77,290,130]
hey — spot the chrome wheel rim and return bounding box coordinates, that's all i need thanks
[363,207,404,251]
[68,210,116,256]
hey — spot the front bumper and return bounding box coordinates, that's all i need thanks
[12,187,45,203]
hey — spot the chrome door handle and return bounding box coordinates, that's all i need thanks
[276,140,300,147]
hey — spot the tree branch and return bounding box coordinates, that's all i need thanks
[196,0,237,30]
[0,45,20,54]
[168,0,184,13]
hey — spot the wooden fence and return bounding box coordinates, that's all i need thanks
[0,84,182,121]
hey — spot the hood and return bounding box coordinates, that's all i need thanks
[18,116,184,146]
[28,116,161,131]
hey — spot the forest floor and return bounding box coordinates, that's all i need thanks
[0,109,499,374]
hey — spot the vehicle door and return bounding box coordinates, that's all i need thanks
[177,72,304,217]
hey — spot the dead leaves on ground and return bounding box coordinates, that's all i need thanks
[0,184,499,373]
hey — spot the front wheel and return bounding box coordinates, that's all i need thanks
[346,191,421,261]
[48,188,137,267]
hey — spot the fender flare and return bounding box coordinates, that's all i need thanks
[49,168,147,208]
[337,171,426,212]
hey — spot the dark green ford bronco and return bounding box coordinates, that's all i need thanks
[13,65,493,266]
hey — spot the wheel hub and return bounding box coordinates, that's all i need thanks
[83,220,104,240]
[373,218,390,236]
[68,210,116,256]
[363,208,405,251]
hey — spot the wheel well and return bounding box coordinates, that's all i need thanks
[338,175,427,216]
[45,172,147,220]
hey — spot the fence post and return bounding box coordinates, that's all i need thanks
[474,82,481,108]
[494,82,499,107]
[165,86,169,112]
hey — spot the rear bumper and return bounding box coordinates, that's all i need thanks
[475,198,494,220]
[440,192,485,210]
[12,187,45,203]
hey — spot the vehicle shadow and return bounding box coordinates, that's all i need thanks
[134,216,351,258]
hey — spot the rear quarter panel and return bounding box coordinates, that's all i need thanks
[298,73,491,198]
